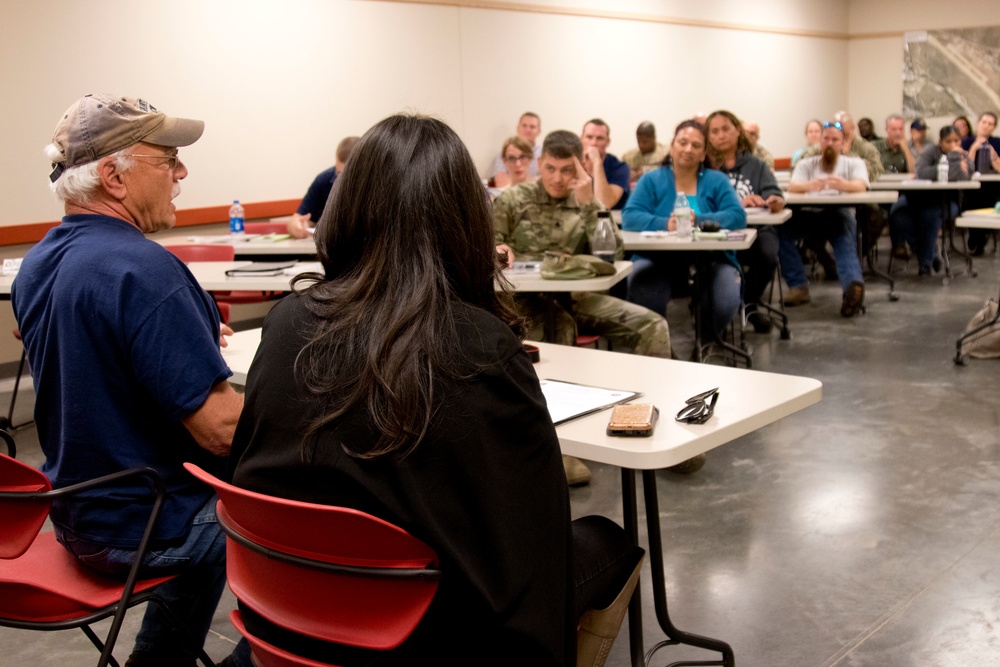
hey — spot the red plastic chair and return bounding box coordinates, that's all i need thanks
[184,463,442,666]
[166,244,280,313]
[0,453,214,667]
[244,221,291,235]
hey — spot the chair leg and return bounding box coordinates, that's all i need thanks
[2,348,31,431]
[80,625,121,667]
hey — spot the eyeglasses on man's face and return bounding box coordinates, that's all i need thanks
[504,154,532,164]
[675,387,719,425]
[129,152,180,170]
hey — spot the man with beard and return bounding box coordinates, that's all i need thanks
[779,121,868,317]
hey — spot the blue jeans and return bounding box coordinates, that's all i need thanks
[778,207,863,291]
[889,194,952,270]
[627,254,742,340]
[57,494,231,665]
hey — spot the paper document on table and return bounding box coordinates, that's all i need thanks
[283,262,324,276]
[539,379,640,425]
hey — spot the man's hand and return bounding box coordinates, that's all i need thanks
[742,194,766,208]
[571,156,595,205]
[824,175,848,191]
[219,322,234,348]
[766,194,786,212]
[287,213,313,239]
[583,146,602,175]
[496,243,515,268]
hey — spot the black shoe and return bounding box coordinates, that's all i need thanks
[932,256,943,273]
[918,265,931,277]
[747,311,773,334]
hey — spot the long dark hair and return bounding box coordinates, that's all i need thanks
[705,110,753,168]
[293,114,525,459]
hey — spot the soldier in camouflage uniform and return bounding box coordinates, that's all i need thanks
[493,130,671,358]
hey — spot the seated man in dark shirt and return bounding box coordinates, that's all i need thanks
[286,136,360,238]
[580,118,631,210]
[13,93,245,667]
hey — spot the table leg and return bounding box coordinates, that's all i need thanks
[859,206,898,301]
[622,468,645,667]
[638,469,735,667]
[945,196,976,279]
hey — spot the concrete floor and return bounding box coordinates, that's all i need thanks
[2,245,1000,666]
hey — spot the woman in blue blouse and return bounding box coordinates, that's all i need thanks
[622,120,747,344]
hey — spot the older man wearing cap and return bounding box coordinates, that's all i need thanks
[11,94,246,667]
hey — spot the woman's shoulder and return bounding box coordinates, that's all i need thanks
[450,302,525,368]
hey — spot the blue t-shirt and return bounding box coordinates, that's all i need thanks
[603,153,632,210]
[11,215,232,548]
[296,166,337,223]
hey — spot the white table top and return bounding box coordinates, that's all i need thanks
[187,260,633,293]
[876,173,913,182]
[784,190,898,206]
[221,332,823,470]
[956,213,1000,230]
[162,235,319,257]
[869,180,980,191]
[621,228,757,251]
[973,173,1000,182]
[746,208,792,225]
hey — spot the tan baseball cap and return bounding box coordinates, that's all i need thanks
[49,94,205,182]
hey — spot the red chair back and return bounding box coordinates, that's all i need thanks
[166,244,235,262]
[245,222,290,235]
[184,463,440,651]
[0,454,52,559]
[229,610,331,667]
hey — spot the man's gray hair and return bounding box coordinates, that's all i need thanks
[44,144,133,203]
[885,113,904,127]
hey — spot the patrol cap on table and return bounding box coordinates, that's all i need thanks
[49,94,205,182]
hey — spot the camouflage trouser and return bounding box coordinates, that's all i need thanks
[515,292,671,358]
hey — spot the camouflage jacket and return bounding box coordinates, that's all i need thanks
[492,181,623,261]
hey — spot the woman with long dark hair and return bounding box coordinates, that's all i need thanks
[226,114,642,666]
[890,125,974,275]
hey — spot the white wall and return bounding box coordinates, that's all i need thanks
[847,0,1000,137]
[0,0,851,228]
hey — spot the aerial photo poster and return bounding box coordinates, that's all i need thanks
[903,27,1000,121]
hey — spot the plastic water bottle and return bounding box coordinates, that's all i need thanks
[229,200,245,237]
[937,155,949,183]
[674,192,693,239]
[592,211,617,263]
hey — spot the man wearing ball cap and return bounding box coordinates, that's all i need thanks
[12,94,245,666]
